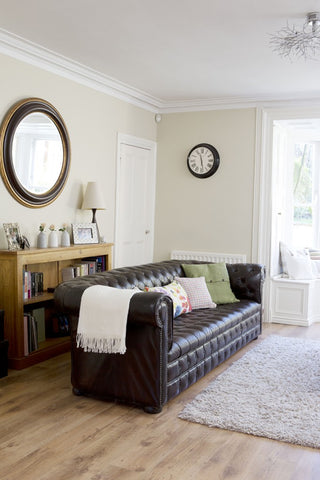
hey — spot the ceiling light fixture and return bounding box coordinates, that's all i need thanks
[270,12,320,60]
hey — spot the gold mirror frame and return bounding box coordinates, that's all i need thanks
[0,98,71,208]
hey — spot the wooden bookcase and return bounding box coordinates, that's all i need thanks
[0,243,113,370]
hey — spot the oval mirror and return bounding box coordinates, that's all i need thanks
[0,98,70,207]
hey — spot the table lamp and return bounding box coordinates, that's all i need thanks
[82,181,106,239]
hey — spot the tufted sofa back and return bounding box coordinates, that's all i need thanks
[54,259,264,315]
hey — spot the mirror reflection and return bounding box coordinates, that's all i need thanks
[12,113,63,194]
[0,98,70,207]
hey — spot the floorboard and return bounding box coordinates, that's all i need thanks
[1,323,320,480]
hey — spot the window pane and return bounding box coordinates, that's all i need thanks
[292,143,313,247]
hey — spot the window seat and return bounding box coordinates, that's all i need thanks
[271,275,320,326]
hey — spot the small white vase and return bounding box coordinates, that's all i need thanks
[37,231,48,249]
[61,230,70,247]
[48,230,59,248]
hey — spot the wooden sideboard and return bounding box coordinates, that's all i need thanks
[0,243,113,369]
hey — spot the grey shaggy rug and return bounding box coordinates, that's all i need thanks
[179,335,320,449]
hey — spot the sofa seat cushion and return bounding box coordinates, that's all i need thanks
[168,299,259,361]
[166,300,261,401]
[167,299,261,392]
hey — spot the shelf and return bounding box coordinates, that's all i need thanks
[0,243,113,369]
[24,292,55,305]
[8,336,71,370]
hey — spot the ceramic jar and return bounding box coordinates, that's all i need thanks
[48,230,58,248]
[60,230,70,247]
[37,231,48,249]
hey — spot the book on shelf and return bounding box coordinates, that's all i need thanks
[84,256,105,272]
[74,262,89,276]
[61,267,75,282]
[35,272,43,296]
[23,315,29,356]
[31,307,46,343]
[96,256,106,272]
[23,313,39,355]
[23,271,28,300]
[86,260,96,274]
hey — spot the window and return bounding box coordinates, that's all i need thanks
[292,142,314,247]
[273,119,320,251]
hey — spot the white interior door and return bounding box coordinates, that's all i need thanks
[115,134,156,268]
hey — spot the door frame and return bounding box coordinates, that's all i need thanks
[114,133,157,268]
[253,104,320,322]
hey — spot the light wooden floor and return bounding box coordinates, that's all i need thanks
[1,323,320,480]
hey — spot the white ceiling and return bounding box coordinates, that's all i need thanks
[1,0,320,111]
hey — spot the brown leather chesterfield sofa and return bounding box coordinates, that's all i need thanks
[54,260,265,413]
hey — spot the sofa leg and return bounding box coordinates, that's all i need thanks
[73,387,83,396]
[143,405,162,414]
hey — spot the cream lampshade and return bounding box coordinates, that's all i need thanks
[82,181,106,225]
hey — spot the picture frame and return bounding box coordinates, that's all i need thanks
[72,223,99,244]
[3,222,21,250]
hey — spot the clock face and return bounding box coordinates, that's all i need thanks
[187,143,220,178]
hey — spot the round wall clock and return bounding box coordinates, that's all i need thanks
[187,143,220,178]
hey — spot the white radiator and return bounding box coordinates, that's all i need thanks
[170,250,246,264]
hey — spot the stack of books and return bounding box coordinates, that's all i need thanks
[23,307,46,356]
[61,256,105,282]
[23,271,44,300]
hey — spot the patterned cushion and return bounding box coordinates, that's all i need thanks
[175,276,216,309]
[145,280,192,318]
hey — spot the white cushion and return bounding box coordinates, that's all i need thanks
[175,276,216,309]
[311,260,320,277]
[280,242,308,275]
[285,252,315,280]
[279,241,316,279]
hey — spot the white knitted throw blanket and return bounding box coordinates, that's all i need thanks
[76,285,137,354]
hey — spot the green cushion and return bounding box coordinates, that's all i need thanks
[182,263,239,305]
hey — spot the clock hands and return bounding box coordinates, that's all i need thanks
[199,152,204,170]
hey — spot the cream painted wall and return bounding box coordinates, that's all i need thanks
[0,54,157,250]
[0,53,258,265]
[154,109,256,261]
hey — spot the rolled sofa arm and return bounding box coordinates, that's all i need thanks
[129,292,174,348]
[54,283,174,347]
[128,292,172,327]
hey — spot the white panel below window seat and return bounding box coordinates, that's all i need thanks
[271,275,320,326]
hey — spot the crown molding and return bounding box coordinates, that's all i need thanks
[0,28,161,112]
[157,94,320,113]
[1,28,320,114]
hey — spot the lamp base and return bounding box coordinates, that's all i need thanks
[91,208,97,224]
[91,209,101,242]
